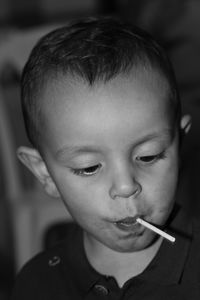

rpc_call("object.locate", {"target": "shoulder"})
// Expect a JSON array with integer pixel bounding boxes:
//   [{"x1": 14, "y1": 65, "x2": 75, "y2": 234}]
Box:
[
  {"x1": 191, "y1": 214, "x2": 200, "y2": 252},
  {"x1": 11, "y1": 222, "x2": 82, "y2": 300},
  {"x1": 180, "y1": 210, "x2": 200, "y2": 244},
  {"x1": 180, "y1": 213, "x2": 200, "y2": 284},
  {"x1": 11, "y1": 244, "x2": 65, "y2": 299},
  {"x1": 192, "y1": 214, "x2": 200, "y2": 233}
]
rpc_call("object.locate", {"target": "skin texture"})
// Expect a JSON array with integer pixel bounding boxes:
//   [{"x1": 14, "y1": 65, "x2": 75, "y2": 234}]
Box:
[{"x1": 39, "y1": 68, "x2": 180, "y2": 255}]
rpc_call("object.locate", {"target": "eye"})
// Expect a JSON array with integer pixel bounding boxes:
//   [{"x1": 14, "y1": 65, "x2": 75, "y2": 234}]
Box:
[
  {"x1": 136, "y1": 152, "x2": 166, "y2": 164},
  {"x1": 71, "y1": 164, "x2": 101, "y2": 176}
]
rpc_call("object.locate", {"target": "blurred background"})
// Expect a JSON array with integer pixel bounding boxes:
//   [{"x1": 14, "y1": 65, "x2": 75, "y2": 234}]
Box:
[{"x1": 1, "y1": 0, "x2": 200, "y2": 299}]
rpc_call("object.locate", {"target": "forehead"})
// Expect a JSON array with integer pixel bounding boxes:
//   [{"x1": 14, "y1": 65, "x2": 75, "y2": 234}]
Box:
[
  {"x1": 40, "y1": 68, "x2": 173, "y2": 152},
  {"x1": 41, "y1": 66, "x2": 171, "y2": 113}
]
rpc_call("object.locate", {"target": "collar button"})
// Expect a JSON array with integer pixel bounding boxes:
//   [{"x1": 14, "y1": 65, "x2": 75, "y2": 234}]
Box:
[
  {"x1": 48, "y1": 256, "x2": 61, "y2": 266},
  {"x1": 94, "y1": 284, "x2": 109, "y2": 296}
]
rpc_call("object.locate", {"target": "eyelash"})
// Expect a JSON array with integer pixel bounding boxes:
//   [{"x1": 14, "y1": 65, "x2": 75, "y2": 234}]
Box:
[
  {"x1": 70, "y1": 152, "x2": 166, "y2": 177},
  {"x1": 71, "y1": 164, "x2": 101, "y2": 176},
  {"x1": 136, "y1": 151, "x2": 166, "y2": 164}
]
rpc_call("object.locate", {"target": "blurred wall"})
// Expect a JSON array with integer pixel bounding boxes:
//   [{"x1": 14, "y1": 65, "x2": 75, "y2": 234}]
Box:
[{"x1": 0, "y1": 0, "x2": 101, "y2": 27}]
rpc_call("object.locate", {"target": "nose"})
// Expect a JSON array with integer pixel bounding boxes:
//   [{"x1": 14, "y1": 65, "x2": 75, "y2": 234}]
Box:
[{"x1": 109, "y1": 163, "x2": 142, "y2": 200}]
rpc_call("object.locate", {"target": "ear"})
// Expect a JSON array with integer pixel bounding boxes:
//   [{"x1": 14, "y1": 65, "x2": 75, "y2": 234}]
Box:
[
  {"x1": 17, "y1": 146, "x2": 60, "y2": 198},
  {"x1": 180, "y1": 114, "x2": 192, "y2": 135}
]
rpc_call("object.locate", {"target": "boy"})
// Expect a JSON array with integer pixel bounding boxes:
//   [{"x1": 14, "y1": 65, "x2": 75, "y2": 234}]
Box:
[{"x1": 12, "y1": 16, "x2": 199, "y2": 299}]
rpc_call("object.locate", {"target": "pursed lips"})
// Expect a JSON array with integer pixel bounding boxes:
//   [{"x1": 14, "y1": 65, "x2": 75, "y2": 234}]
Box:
[{"x1": 114, "y1": 215, "x2": 143, "y2": 232}]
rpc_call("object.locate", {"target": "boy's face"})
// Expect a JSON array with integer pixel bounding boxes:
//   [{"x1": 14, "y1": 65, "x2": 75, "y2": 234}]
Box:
[{"x1": 41, "y1": 69, "x2": 179, "y2": 252}]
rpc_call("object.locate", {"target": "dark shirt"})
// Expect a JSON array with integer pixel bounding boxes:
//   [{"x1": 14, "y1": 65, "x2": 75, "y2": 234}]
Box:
[{"x1": 11, "y1": 209, "x2": 200, "y2": 299}]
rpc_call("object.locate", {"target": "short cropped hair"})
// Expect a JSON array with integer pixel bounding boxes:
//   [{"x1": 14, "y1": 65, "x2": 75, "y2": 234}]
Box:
[{"x1": 21, "y1": 16, "x2": 180, "y2": 150}]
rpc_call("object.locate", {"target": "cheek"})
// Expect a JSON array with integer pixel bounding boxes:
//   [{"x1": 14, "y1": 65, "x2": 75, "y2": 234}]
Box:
[
  {"x1": 143, "y1": 157, "x2": 179, "y2": 207},
  {"x1": 53, "y1": 172, "x2": 105, "y2": 218},
  {"x1": 156, "y1": 167, "x2": 178, "y2": 197}
]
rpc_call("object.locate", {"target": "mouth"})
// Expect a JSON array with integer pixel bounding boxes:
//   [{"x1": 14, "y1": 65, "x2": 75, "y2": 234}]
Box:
[{"x1": 114, "y1": 215, "x2": 143, "y2": 232}]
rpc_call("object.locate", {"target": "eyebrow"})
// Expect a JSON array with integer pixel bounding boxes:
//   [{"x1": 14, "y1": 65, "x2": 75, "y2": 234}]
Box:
[
  {"x1": 55, "y1": 145, "x2": 101, "y2": 161},
  {"x1": 135, "y1": 129, "x2": 174, "y2": 146},
  {"x1": 55, "y1": 128, "x2": 174, "y2": 160}
]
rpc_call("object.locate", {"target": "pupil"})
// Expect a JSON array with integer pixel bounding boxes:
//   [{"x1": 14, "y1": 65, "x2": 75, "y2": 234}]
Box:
[
  {"x1": 85, "y1": 165, "x2": 97, "y2": 173},
  {"x1": 141, "y1": 156, "x2": 155, "y2": 162}
]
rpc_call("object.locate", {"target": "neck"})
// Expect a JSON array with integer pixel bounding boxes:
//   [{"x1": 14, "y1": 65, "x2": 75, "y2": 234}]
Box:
[{"x1": 84, "y1": 234, "x2": 163, "y2": 288}]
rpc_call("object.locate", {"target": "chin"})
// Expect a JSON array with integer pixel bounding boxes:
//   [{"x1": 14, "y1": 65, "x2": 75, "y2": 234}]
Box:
[{"x1": 110, "y1": 233, "x2": 156, "y2": 253}]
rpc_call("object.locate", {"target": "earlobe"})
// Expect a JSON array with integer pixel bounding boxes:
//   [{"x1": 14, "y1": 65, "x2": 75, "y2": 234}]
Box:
[
  {"x1": 17, "y1": 146, "x2": 60, "y2": 198},
  {"x1": 180, "y1": 114, "x2": 192, "y2": 135}
]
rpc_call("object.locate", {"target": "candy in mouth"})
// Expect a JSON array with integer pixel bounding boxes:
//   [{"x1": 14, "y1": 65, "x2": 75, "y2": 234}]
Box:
[
  {"x1": 115, "y1": 216, "x2": 142, "y2": 231},
  {"x1": 116, "y1": 217, "x2": 138, "y2": 225}
]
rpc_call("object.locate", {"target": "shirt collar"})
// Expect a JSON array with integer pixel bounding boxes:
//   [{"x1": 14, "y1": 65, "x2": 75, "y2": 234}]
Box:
[{"x1": 62, "y1": 225, "x2": 102, "y2": 295}]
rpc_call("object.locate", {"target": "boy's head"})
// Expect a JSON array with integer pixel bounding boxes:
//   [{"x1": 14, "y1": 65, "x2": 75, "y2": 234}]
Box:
[
  {"x1": 18, "y1": 16, "x2": 191, "y2": 253},
  {"x1": 21, "y1": 16, "x2": 181, "y2": 152}
]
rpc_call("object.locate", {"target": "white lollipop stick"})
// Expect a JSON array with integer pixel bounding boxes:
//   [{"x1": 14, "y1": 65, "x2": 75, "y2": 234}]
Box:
[{"x1": 136, "y1": 217, "x2": 175, "y2": 243}]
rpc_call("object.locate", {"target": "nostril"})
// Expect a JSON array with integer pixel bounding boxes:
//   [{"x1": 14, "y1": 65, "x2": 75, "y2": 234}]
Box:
[{"x1": 133, "y1": 183, "x2": 142, "y2": 196}]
